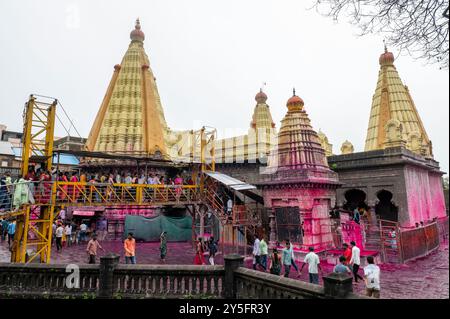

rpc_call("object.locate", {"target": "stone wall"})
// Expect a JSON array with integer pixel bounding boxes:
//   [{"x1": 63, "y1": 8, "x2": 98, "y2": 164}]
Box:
[
  {"x1": 262, "y1": 186, "x2": 336, "y2": 248},
  {"x1": 328, "y1": 147, "x2": 446, "y2": 228},
  {"x1": 0, "y1": 254, "x2": 366, "y2": 299}
]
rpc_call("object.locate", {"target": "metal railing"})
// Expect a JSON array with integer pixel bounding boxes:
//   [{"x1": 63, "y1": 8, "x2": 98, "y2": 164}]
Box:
[{"x1": 0, "y1": 181, "x2": 200, "y2": 213}]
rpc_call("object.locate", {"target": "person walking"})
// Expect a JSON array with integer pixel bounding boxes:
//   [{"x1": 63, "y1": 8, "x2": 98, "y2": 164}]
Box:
[
  {"x1": 64, "y1": 223, "x2": 72, "y2": 247},
  {"x1": 124, "y1": 232, "x2": 136, "y2": 264},
  {"x1": 7, "y1": 220, "x2": 16, "y2": 248},
  {"x1": 288, "y1": 241, "x2": 301, "y2": 277},
  {"x1": 269, "y1": 248, "x2": 282, "y2": 276},
  {"x1": 364, "y1": 256, "x2": 381, "y2": 298},
  {"x1": 86, "y1": 234, "x2": 104, "y2": 264},
  {"x1": 252, "y1": 234, "x2": 261, "y2": 270},
  {"x1": 333, "y1": 256, "x2": 352, "y2": 274},
  {"x1": 349, "y1": 241, "x2": 364, "y2": 283},
  {"x1": 160, "y1": 231, "x2": 167, "y2": 263},
  {"x1": 259, "y1": 236, "x2": 268, "y2": 271},
  {"x1": 281, "y1": 241, "x2": 293, "y2": 278},
  {"x1": 343, "y1": 243, "x2": 352, "y2": 265},
  {"x1": 194, "y1": 238, "x2": 205, "y2": 265},
  {"x1": 1, "y1": 219, "x2": 9, "y2": 242},
  {"x1": 79, "y1": 222, "x2": 87, "y2": 243},
  {"x1": 300, "y1": 246, "x2": 322, "y2": 285},
  {"x1": 207, "y1": 236, "x2": 218, "y2": 265},
  {"x1": 55, "y1": 223, "x2": 64, "y2": 252}
]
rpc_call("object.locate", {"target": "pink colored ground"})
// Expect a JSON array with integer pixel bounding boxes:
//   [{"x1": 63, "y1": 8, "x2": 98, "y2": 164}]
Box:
[{"x1": 0, "y1": 239, "x2": 448, "y2": 299}]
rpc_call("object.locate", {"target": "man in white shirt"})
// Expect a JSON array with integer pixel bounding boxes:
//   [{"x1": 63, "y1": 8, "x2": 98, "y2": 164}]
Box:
[
  {"x1": 252, "y1": 235, "x2": 261, "y2": 270},
  {"x1": 364, "y1": 256, "x2": 380, "y2": 298},
  {"x1": 64, "y1": 224, "x2": 72, "y2": 247},
  {"x1": 226, "y1": 198, "x2": 233, "y2": 216},
  {"x1": 349, "y1": 241, "x2": 364, "y2": 283},
  {"x1": 299, "y1": 246, "x2": 322, "y2": 284},
  {"x1": 79, "y1": 222, "x2": 88, "y2": 242},
  {"x1": 55, "y1": 224, "x2": 64, "y2": 252}
]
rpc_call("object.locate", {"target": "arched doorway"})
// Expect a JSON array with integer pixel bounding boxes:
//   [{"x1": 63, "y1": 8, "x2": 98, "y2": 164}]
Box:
[
  {"x1": 375, "y1": 190, "x2": 398, "y2": 222},
  {"x1": 343, "y1": 189, "x2": 369, "y2": 211}
]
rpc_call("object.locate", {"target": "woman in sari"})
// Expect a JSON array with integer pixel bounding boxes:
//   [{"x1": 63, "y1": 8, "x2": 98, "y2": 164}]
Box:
[
  {"x1": 69, "y1": 172, "x2": 79, "y2": 203},
  {"x1": 160, "y1": 231, "x2": 167, "y2": 263},
  {"x1": 174, "y1": 174, "x2": 183, "y2": 201},
  {"x1": 194, "y1": 238, "x2": 205, "y2": 265},
  {"x1": 59, "y1": 172, "x2": 69, "y2": 201},
  {"x1": 269, "y1": 248, "x2": 282, "y2": 276},
  {"x1": 41, "y1": 170, "x2": 52, "y2": 203}
]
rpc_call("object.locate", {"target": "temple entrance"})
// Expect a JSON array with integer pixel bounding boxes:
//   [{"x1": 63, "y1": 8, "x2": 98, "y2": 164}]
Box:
[
  {"x1": 343, "y1": 189, "x2": 369, "y2": 211},
  {"x1": 274, "y1": 207, "x2": 303, "y2": 244},
  {"x1": 375, "y1": 190, "x2": 398, "y2": 222}
]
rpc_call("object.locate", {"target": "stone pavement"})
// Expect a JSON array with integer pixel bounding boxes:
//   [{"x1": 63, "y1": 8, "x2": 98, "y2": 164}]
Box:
[{"x1": 0, "y1": 239, "x2": 448, "y2": 299}]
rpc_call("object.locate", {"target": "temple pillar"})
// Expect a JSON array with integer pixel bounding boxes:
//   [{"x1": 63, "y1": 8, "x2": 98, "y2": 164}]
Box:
[
  {"x1": 367, "y1": 200, "x2": 378, "y2": 230},
  {"x1": 268, "y1": 209, "x2": 277, "y2": 248}
]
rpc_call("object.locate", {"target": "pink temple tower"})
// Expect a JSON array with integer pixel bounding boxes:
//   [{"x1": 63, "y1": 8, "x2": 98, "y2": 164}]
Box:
[{"x1": 257, "y1": 90, "x2": 340, "y2": 251}]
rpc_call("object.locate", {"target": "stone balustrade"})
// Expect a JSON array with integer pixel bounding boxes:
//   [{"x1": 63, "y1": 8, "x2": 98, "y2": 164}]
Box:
[{"x1": 0, "y1": 254, "x2": 366, "y2": 299}]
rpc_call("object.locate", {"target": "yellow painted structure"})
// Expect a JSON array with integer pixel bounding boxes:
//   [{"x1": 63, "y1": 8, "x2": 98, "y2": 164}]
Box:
[
  {"x1": 12, "y1": 95, "x2": 57, "y2": 263},
  {"x1": 364, "y1": 47, "x2": 433, "y2": 157},
  {"x1": 214, "y1": 89, "x2": 277, "y2": 163},
  {"x1": 318, "y1": 129, "x2": 333, "y2": 156},
  {"x1": 86, "y1": 19, "x2": 178, "y2": 158}
]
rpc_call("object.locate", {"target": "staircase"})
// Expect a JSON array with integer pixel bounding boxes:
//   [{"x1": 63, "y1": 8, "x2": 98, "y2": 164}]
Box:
[
  {"x1": 379, "y1": 219, "x2": 402, "y2": 263},
  {"x1": 362, "y1": 217, "x2": 382, "y2": 251}
]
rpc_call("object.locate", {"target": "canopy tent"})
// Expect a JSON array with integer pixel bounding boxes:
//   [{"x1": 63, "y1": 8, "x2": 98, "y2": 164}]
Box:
[
  {"x1": 203, "y1": 171, "x2": 263, "y2": 204},
  {"x1": 203, "y1": 171, "x2": 256, "y2": 191}
]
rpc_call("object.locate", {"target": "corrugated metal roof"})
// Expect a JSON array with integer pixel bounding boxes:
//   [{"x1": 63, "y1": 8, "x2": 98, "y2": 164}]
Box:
[
  {"x1": 204, "y1": 171, "x2": 256, "y2": 191},
  {"x1": 0, "y1": 141, "x2": 14, "y2": 156},
  {"x1": 53, "y1": 154, "x2": 79, "y2": 165}
]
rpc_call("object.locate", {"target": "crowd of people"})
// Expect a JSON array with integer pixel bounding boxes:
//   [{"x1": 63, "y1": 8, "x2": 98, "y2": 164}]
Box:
[
  {"x1": 0, "y1": 167, "x2": 196, "y2": 210},
  {"x1": 251, "y1": 235, "x2": 381, "y2": 298}
]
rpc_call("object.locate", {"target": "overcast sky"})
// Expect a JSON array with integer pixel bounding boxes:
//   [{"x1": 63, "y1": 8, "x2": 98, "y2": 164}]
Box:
[{"x1": 0, "y1": 0, "x2": 448, "y2": 174}]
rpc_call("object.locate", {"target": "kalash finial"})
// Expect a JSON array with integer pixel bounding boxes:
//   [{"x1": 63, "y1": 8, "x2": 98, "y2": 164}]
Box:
[
  {"x1": 293, "y1": 87, "x2": 296, "y2": 96},
  {"x1": 130, "y1": 17, "x2": 145, "y2": 42},
  {"x1": 379, "y1": 39, "x2": 394, "y2": 66}
]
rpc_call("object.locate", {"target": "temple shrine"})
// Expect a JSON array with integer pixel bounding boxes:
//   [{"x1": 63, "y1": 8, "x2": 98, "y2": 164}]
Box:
[
  {"x1": 2, "y1": 19, "x2": 447, "y2": 266},
  {"x1": 80, "y1": 20, "x2": 447, "y2": 263}
]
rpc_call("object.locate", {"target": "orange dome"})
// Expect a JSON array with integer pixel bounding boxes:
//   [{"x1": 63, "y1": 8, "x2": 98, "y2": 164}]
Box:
[
  {"x1": 130, "y1": 18, "x2": 145, "y2": 42},
  {"x1": 255, "y1": 89, "x2": 267, "y2": 103},
  {"x1": 286, "y1": 95, "x2": 304, "y2": 107},
  {"x1": 379, "y1": 50, "x2": 394, "y2": 65}
]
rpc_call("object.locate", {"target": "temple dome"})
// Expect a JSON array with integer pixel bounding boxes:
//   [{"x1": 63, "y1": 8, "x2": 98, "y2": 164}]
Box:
[
  {"x1": 268, "y1": 92, "x2": 329, "y2": 170},
  {"x1": 379, "y1": 48, "x2": 394, "y2": 66},
  {"x1": 255, "y1": 89, "x2": 267, "y2": 104},
  {"x1": 130, "y1": 18, "x2": 145, "y2": 42},
  {"x1": 286, "y1": 92, "x2": 304, "y2": 111}
]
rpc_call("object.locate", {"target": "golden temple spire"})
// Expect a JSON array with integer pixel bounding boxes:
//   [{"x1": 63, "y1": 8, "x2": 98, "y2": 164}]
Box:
[
  {"x1": 364, "y1": 47, "x2": 433, "y2": 157},
  {"x1": 86, "y1": 19, "x2": 169, "y2": 157}
]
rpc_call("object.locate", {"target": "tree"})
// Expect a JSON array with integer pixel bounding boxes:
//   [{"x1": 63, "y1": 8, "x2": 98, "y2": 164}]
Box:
[
  {"x1": 443, "y1": 176, "x2": 449, "y2": 190},
  {"x1": 311, "y1": 0, "x2": 449, "y2": 69}
]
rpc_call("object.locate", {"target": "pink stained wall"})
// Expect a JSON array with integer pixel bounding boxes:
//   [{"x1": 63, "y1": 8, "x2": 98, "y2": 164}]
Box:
[
  {"x1": 103, "y1": 205, "x2": 158, "y2": 221},
  {"x1": 403, "y1": 166, "x2": 446, "y2": 227},
  {"x1": 428, "y1": 173, "x2": 447, "y2": 219},
  {"x1": 263, "y1": 186, "x2": 336, "y2": 249}
]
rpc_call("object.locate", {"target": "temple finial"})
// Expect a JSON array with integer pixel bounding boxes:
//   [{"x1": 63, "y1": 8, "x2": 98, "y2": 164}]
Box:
[
  {"x1": 293, "y1": 87, "x2": 296, "y2": 96},
  {"x1": 383, "y1": 39, "x2": 387, "y2": 53}
]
